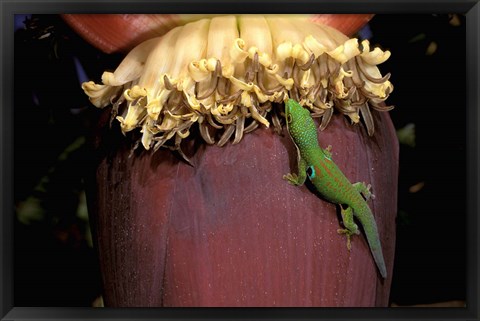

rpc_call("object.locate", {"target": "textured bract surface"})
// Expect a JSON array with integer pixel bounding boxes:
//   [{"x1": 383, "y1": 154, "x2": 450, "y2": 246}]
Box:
[{"x1": 87, "y1": 110, "x2": 398, "y2": 307}]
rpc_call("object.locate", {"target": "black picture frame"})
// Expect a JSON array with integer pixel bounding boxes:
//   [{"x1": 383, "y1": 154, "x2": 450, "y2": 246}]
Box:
[{"x1": 1, "y1": 1, "x2": 478, "y2": 320}]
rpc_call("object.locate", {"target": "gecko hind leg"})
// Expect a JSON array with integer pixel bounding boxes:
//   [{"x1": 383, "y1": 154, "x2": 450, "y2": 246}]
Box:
[
  {"x1": 337, "y1": 205, "x2": 360, "y2": 250},
  {"x1": 352, "y1": 182, "x2": 375, "y2": 200}
]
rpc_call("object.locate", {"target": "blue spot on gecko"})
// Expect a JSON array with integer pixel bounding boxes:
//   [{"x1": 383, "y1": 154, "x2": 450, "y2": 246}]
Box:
[{"x1": 306, "y1": 165, "x2": 315, "y2": 180}]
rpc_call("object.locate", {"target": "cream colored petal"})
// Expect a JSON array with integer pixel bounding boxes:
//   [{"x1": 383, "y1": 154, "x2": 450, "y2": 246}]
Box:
[
  {"x1": 238, "y1": 15, "x2": 273, "y2": 61},
  {"x1": 230, "y1": 38, "x2": 249, "y2": 65},
  {"x1": 289, "y1": 18, "x2": 340, "y2": 52},
  {"x1": 327, "y1": 38, "x2": 360, "y2": 65},
  {"x1": 169, "y1": 19, "x2": 210, "y2": 88},
  {"x1": 332, "y1": 67, "x2": 353, "y2": 98},
  {"x1": 274, "y1": 74, "x2": 294, "y2": 90},
  {"x1": 364, "y1": 80, "x2": 393, "y2": 98},
  {"x1": 267, "y1": 17, "x2": 304, "y2": 50},
  {"x1": 267, "y1": 17, "x2": 311, "y2": 64},
  {"x1": 145, "y1": 89, "x2": 170, "y2": 120},
  {"x1": 360, "y1": 40, "x2": 391, "y2": 65},
  {"x1": 157, "y1": 113, "x2": 180, "y2": 131},
  {"x1": 81, "y1": 81, "x2": 121, "y2": 108},
  {"x1": 303, "y1": 35, "x2": 329, "y2": 58},
  {"x1": 358, "y1": 62, "x2": 393, "y2": 98},
  {"x1": 141, "y1": 119, "x2": 155, "y2": 149},
  {"x1": 188, "y1": 59, "x2": 211, "y2": 82},
  {"x1": 206, "y1": 15, "x2": 239, "y2": 78},
  {"x1": 315, "y1": 22, "x2": 350, "y2": 45},
  {"x1": 116, "y1": 103, "x2": 146, "y2": 133},
  {"x1": 229, "y1": 76, "x2": 254, "y2": 91},
  {"x1": 189, "y1": 16, "x2": 238, "y2": 81},
  {"x1": 183, "y1": 89, "x2": 201, "y2": 110},
  {"x1": 101, "y1": 37, "x2": 161, "y2": 86},
  {"x1": 136, "y1": 26, "x2": 182, "y2": 108},
  {"x1": 124, "y1": 85, "x2": 147, "y2": 101}
]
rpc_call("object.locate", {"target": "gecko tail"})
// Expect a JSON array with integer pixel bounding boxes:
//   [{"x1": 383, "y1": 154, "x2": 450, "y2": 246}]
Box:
[
  {"x1": 359, "y1": 212, "x2": 388, "y2": 279},
  {"x1": 370, "y1": 243, "x2": 387, "y2": 279}
]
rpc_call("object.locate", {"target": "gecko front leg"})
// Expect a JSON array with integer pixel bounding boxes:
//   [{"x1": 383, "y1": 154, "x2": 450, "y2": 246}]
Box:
[{"x1": 283, "y1": 157, "x2": 307, "y2": 186}]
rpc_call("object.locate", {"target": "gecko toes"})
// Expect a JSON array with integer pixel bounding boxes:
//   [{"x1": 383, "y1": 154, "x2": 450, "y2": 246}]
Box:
[{"x1": 283, "y1": 173, "x2": 299, "y2": 185}]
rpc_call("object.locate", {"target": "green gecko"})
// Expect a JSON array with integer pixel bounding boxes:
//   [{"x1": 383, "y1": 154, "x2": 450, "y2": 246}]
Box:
[{"x1": 283, "y1": 98, "x2": 387, "y2": 279}]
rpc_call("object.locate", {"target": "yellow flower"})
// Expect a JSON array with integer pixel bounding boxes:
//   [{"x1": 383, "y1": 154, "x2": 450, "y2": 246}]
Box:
[{"x1": 82, "y1": 14, "x2": 393, "y2": 153}]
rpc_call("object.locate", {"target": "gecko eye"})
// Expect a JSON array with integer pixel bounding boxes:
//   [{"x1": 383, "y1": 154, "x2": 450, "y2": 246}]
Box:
[{"x1": 306, "y1": 165, "x2": 316, "y2": 180}]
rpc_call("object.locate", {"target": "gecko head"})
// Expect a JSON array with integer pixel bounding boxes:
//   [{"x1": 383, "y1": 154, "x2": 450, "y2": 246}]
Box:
[
  {"x1": 285, "y1": 99, "x2": 311, "y2": 128},
  {"x1": 284, "y1": 98, "x2": 319, "y2": 147}
]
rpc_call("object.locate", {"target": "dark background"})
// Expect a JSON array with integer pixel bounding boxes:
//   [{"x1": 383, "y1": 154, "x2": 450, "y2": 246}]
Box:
[{"x1": 13, "y1": 14, "x2": 466, "y2": 306}]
